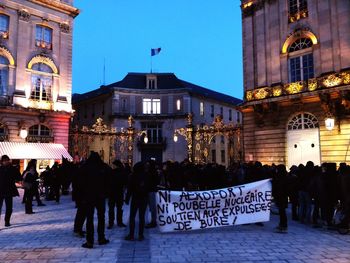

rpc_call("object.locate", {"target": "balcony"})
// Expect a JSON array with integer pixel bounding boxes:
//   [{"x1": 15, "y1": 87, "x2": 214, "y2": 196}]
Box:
[
  {"x1": 137, "y1": 137, "x2": 167, "y2": 151},
  {"x1": 26, "y1": 135, "x2": 54, "y2": 143},
  {"x1": 245, "y1": 69, "x2": 350, "y2": 102},
  {"x1": 288, "y1": 9, "x2": 308, "y2": 23},
  {"x1": 35, "y1": 40, "x2": 52, "y2": 50},
  {"x1": 0, "y1": 134, "x2": 8, "y2": 141},
  {"x1": 28, "y1": 99, "x2": 53, "y2": 110},
  {"x1": 0, "y1": 30, "x2": 9, "y2": 40}
]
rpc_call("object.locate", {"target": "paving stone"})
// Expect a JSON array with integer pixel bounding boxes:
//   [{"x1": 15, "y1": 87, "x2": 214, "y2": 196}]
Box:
[{"x1": 1, "y1": 189, "x2": 350, "y2": 262}]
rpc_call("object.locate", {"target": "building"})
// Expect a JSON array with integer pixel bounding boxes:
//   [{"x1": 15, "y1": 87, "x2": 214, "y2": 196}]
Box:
[
  {"x1": 0, "y1": 0, "x2": 79, "y2": 169},
  {"x1": 72, "y1": 73, "x2": 242, "y2": 166},
  {"x1": 240, "y1": 0, "x2": 350, "y2": 167}
]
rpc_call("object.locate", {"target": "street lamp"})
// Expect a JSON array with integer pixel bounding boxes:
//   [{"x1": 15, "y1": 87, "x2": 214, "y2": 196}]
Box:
[
  {"x1": 20, "y1": 128, "x2": 28, "y2": 139},
  {"x1": 173, "y1": 133, "x2": 178, "y2": 142},
  {"x1": 325, "y1": 117, "x2": 335, "y2": 131}
]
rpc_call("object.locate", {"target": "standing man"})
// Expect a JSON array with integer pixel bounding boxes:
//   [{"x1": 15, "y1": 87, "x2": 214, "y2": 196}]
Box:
[
  {"x1": 145, "y1": 160, "x2": 159, "y2": 228},
  {"x1": 107, "y1": 160, "x2": 127, "y2": 229},
  {"x1": 80, "y1": 151, "x2": 110, "y2": 249},
  {"x1": 0, "y1": 155, "x2": 22, "y2": 228}
]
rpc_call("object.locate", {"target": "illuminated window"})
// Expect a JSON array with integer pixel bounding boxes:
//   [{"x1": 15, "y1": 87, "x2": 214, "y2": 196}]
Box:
[
  {"x1": 0, "y1": 14, "x2": 9, "y2": 39},
  {"x1": 200, "y1": 102, "x2": 204, "y2": 116},
  {"x1": 176, "y1": 99, "x2": 181, "y2": 111},
  {"x1": 143, "y1": 98, "x2": 161, "y2": 114},
  {"x1": 287, "y1": 113, "x2": 319, "y2": 130},
  {"x1": 288, "y1": 38, "x2": 314, "y2": 82},
  {"x1": 31, "y1": 63, "x2": 53, "y2": 101},
  {"x1": 0, "y1": 55, "x2": 9, "y2": 96},
  {"x1": 35, "y1": 25, "x2": 52, "y2": 50}
]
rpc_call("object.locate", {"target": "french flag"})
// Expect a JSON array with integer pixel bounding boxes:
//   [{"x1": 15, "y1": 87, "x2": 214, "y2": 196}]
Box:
[{"x1": 151, "y1": 47, "x2": 161, "y2": 56}]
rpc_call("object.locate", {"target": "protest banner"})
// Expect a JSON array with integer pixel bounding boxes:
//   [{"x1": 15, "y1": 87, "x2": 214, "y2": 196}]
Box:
[{"x1": 156, "y1": 179, "x2": 272, "y2": 232}]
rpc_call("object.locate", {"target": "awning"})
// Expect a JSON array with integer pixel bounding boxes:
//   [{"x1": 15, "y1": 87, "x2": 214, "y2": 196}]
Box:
[{"x1": 0, "y1": 142, "x2": 72, "y2": 161}]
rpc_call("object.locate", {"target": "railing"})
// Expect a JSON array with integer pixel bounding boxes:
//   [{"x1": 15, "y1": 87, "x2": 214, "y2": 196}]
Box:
[
  {"x1": 0, "y1": 135, "x2": 9, "y2": 141},
  {"x1": 26, "y1": 135, "x2": 54, "y2": 143},
  {"x1": 35, "y1": 40, "x2": 52, "y2": 50},
  {"x1": 137, "y1": 137, "x2": 167, "y2": 150},
  {"x1": 28, "y1": 99, "x2": 53, "y2": 110},
  {"x1": 245, "y1": 69, "x2": 350, "y2": 102}
]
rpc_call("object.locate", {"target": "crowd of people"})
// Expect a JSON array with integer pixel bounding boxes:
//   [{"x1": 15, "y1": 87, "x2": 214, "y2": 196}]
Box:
[{"x1": 0, "y1": 153, "x2": 349, "y2": 248}]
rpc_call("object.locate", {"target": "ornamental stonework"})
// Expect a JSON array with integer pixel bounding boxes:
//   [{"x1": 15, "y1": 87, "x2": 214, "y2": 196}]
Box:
[
  {"x1": 59, "y1": 23, "x2": 70, "y2": 33},
  {"x1": 18, "y1": 9, "x2": 31, "y2": 22},
  {"x1": 245, "y1": 69, "x2": 350, "y2": 102}
]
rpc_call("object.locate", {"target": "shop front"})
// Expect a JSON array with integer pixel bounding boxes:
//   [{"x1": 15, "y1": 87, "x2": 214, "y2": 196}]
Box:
[{"x1": 0, "y1": 142, "x2": 72, "y2": 172}]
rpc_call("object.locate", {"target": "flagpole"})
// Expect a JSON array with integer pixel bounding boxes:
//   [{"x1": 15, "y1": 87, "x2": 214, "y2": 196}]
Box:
[{"x1": 151, "y1": 54, "x2": 153, "y2": 73}]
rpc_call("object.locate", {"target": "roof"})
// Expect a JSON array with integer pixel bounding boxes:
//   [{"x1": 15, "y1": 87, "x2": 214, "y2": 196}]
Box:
[
  {"x1": 73, "y1": 73, "x2": 242, "y2": 105},
  {"x1": 0, "y1": 142, "x2": 72, "y2": 160}
]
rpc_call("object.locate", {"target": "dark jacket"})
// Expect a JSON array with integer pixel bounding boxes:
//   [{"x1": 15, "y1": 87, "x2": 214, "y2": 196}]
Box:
[
  {"x1": 272, "y1": 165, "x2": 289, "y2": 209},
  {"x1": 0, "y1": 165, "x2": 21, "y2": 197},
  {"x1": 108, "y1": 166, "x2": 127, "y2": 199},
  {"x1": 125, "y1": 162, "x2": 150, "y2": 202},
  {"x1": 80, "y1": 154, "x2": 111, "y2": 204}
]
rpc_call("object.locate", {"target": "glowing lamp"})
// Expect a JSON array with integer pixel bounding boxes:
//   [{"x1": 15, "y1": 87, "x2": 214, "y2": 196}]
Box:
[
  {"x1": 325, "y1": 118, "x2": 335, "y2": 131},
  {"x1": 173, "y1": 134, "x2": 178, "y2": 142},
  {"x1": 143, "y1": 136, "x2": 148, "y2": 144},
  {"x1": 20, "y1": 128, "x2": 28, "y2": 139}
]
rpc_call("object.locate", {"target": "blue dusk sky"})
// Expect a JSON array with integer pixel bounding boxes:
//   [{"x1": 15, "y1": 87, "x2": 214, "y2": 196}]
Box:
[{"x1": 73, "y1": 0, "x2": 243, "y2": 99}]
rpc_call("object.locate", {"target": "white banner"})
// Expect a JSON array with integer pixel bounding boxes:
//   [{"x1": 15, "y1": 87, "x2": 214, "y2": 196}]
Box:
[{"x1": 156, "y1": 179, "x2": 272, "y2": 232}]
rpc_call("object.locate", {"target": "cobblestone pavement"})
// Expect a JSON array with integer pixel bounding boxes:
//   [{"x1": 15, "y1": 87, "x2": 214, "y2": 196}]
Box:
[{"x1": 0, "y1": 190, "x2": 349, "y2": 263}]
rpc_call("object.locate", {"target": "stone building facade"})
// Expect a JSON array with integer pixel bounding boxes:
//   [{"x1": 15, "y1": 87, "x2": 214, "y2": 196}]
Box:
[
  {"x1": 0, "y1": 0, "x2": 79, "y2": 151},
  {"x1": 240, "y1": 0, "x2": 350, "y2": 167},
  {"x1": 72, "y1": 73, "x2": 242, "y2": 166}
]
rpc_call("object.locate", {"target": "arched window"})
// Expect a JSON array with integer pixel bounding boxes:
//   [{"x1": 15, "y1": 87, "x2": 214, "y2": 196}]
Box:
[
  {"x1": 28, "y1": 124, "x2": 53, "y2": 142},
  {"x1": 288, "y1": 38, "x2": 312, "y2": 53},
  {"x1": 0, "y1": 55, "x2": 9, "y2": 96},
  {"x1": 30, "y1": 63, "x2": 53, "y2": 101},
  {"x1": 287, "y1": 113, "x2": 319, "y2": 130},
  {"x1": 288, "y1": 38, "x2": 314, "y2": 82}
]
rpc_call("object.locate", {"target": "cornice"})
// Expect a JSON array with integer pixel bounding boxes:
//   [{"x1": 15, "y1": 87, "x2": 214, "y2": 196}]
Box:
[{"x1": 28, "y1": 0, "x2": 80, "y2": 18}]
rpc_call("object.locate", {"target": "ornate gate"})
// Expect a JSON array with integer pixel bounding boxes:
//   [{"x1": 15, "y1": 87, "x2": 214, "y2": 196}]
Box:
[
  {"x1": 174, "y1": 114, "x2": 242, "y2": 166},
  {"x1": 69, "y1": 116, "x2": 146, "y2": 166}
]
